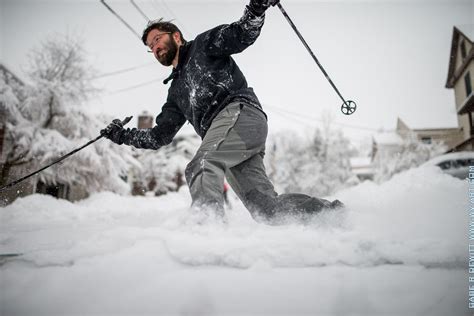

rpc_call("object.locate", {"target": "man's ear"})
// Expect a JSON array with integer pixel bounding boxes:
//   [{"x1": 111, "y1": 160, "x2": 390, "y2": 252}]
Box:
[{"x1": 173, "y1": 32, "x2": 182, "y2": 45}]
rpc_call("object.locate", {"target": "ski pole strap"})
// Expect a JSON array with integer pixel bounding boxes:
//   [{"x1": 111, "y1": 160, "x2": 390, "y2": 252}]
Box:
[
  {"x1": 276, "y1": 3, "x2": 356, "y2": 115},
  {"x1": 0, "y1": 116, "x2": 133, "y2": 193}
]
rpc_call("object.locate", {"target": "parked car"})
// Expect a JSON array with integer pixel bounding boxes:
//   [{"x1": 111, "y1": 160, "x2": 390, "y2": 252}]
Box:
[{"x1": 423, "y1": 151, "x2": 474, "y2": 179}]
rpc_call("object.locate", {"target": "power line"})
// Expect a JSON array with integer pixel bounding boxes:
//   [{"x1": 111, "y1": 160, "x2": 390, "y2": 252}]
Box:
[
  {"x1": 107, "y1": 76, "x2": 166, "y2": 95},
  {"x1": 264, "y1": 103, "x2": 364, "y2": 131},
  {"x1": 158, "y1": 0, "x2": 173, "y2": 17},
  {"x1": 148, "y1": 0, "x2": 190, "y2": 36},
  {"x1": 127, "y1": 0, "x2": 190, "y2": 41},
  {"x1": 161, "y1": 0, "x2": 190, "y2": 35},
  {"x1": 265, "y1": 105, "x2": 316, "y2": 128},
  {"x1": 130, "y1": 0, "x2": 150, "y2": 21},
  {"x1": 100, "y1": 0, "x2": 141, "y2": 40},
  {"x1": 266, "y1": 106, "x2": 391, "y2": 144},
  {"x1": 91, "y1": 62, "x2": 154, "y2": 79},
  {"x1": 150, "y1": 0, "x2": 164, "y2": 17},
  {"x1": 151, "y1": 0, "x2": 171, "y2": 18},
  {"x1": 263, "y1": 103, "x2": 388, "y2": 132}
]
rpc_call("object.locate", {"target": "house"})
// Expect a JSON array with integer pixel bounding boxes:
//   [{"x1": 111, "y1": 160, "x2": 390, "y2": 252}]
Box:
[
  {"x1": 371, "y1": 131, "x2": 404, "y2": 161},
  {"x1": 130, "y1": 111, "x2": 154, "y2": 195},
  {"x1": 349, "y1": 156, "x2": 374, "y2": 181},
  {"x1": 396, "y1": 117, "x2": 463, "y2": 149},
  {"x1": 445, "y1": 25, "x2": 474, "y2": 152},
  {"x1": 349, "y1": 131, "x2": 402, "y2": 181},
  {"x1": 138, "y1": 110, "x2": 154, "y2": 129}
]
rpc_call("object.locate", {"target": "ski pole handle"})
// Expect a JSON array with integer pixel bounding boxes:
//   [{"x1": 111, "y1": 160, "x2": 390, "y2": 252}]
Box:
[{"x1": 121, "y1": 116, "x2": 133, "y2": 127}]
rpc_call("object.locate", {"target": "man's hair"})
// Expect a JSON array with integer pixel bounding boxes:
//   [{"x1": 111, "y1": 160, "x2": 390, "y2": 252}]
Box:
[{"x1": 141, "y1": 19, "x2": 185, "y2": 46}]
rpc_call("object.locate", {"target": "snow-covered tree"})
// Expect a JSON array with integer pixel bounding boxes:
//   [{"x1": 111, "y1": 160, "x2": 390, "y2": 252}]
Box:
[
  {"x1": 265, "y1": 132, "x2": 306, "y2": 195},
  {"x1": 132, "y1": 134, "x2": 200, "y2": 196},
  {"x1": 373, "y1": 133, "x2": 446, "y2": 183},
  {"x1": 266, "y1": 124, "x2": 356, "y2": 197},
  {"x1": 0, "y1": 34, "x2": 138, "y2": 201}
]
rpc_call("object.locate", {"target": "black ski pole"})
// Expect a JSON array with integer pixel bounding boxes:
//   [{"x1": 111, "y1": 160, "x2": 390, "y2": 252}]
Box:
[
  {"x1": 275, "y1": 2, "x2": 357, "y2": 115},
  {"x1": 0, "y1": 116, "x2": 133, "y2": 193}
]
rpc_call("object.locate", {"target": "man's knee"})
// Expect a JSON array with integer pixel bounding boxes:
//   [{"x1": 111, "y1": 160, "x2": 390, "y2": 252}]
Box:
[
  {"x1": 185, "y1": 153, "x2": 227, "y2": 187},
  {"x1": 185, "y1": 154, "x2": 202, "y2": 185}
]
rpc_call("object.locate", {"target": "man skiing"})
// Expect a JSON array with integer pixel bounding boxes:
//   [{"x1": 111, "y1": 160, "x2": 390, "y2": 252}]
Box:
[{"x1": 101, "y1": 0, "x2": 343, "y2": 223}]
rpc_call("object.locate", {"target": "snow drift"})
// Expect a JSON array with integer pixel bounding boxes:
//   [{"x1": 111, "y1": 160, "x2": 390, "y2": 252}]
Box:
[{"x1": 0, "y1": 164, "x2": 469, "y2": 315}]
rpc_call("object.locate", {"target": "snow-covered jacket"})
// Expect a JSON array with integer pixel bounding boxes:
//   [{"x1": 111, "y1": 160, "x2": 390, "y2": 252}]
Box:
[{"x1": 120, "y1": 7, "x2": 266, "y2": 150}]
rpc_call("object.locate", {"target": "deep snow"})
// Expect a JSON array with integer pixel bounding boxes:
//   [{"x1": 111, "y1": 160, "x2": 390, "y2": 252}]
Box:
[{"x1": 0, "y1": 165, "x2": 470, "y2": 315}]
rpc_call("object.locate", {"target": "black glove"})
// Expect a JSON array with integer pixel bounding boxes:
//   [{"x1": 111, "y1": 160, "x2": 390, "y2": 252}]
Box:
[
  {"x1": 101, "y1": 119, "x2": 125, "y2": 145},
  {"x1": 248, "y1": 0, "x2": 279, "y2": 16}
]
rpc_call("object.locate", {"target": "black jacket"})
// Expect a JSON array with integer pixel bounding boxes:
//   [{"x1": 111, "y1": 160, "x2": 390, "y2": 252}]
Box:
[{"x1": 120, "y1": 7, "x2": 266, "y2": 150}]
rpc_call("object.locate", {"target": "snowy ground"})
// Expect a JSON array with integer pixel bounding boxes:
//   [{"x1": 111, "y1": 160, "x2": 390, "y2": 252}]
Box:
[{"x1": 0, "y1": 165, "x2": 470, "y2": 316}]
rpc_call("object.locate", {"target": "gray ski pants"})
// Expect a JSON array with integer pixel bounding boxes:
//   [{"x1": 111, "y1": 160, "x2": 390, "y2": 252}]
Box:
[{"x1": 185, "y1": 102, "x2": 339, "y2": 223}]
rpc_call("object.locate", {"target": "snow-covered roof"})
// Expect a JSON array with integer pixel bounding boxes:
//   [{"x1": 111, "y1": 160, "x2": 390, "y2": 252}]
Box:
[
  {"x1": 350, "y1": 156, "x2": 372, "y2": 168},
  {"x1": 373, "y1": 132, "x2": 403, "y2": 145}
]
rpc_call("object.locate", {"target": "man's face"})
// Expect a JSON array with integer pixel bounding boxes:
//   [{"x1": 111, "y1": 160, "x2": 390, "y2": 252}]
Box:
[{"x1": 146, "y1": 29, "x2": 178, "y2": 66}]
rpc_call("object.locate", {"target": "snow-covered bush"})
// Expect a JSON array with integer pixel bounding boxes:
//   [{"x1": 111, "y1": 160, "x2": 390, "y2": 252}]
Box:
[
  {"x1": 132, "y1": 134, "x2": 200, "y2": 196},
  {"x1": 373, "y1": 133, "x2": 446, "y2": 183},
  {"x1": 266, "y1": 127, "x2": 356, "y2": 197}
]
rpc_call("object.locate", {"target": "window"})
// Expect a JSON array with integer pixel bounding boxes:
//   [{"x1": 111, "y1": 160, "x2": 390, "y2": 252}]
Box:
[
  {"x1": 421, "y1": 137, "x2": 432, "y2": 144},
  {"x1": 465, "y1": 72, "x2": 472, "y2": 97},
  {"x1": 470, "y1": 112, "x2": 474, "y2": 137},
  {"x1": 36, "y1": 181, "x2": 68, "y2": 199},
  {"x1": 461, "y1": 40, "x2": 467, "y2": 59},
  {"x1": 0, "y1": 126, "x2": 4, "y2": 158}
]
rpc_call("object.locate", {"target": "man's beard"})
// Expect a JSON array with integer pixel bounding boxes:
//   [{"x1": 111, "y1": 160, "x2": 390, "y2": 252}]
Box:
[{"x1": 157, "y1": 36, "x2": 178, "y2": 66}]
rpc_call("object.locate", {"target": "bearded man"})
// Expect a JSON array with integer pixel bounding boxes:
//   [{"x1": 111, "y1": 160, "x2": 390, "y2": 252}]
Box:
[{"x1": 102, "y1": 0, "x2": 343, "y2": 224}]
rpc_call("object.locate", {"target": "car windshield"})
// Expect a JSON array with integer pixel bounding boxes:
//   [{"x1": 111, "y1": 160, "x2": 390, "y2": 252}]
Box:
[
  {"x1": 437, "y1": 161, "x2": 451, "y2": 170},
  {"x1": 453, "y1": 160, "x2": 466, "y2": 168}
]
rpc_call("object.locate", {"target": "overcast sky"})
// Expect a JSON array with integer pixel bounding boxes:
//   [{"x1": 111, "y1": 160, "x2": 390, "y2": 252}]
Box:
[{"x1": 1, "y1": 0, "x2": 473, "y2": 144}]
